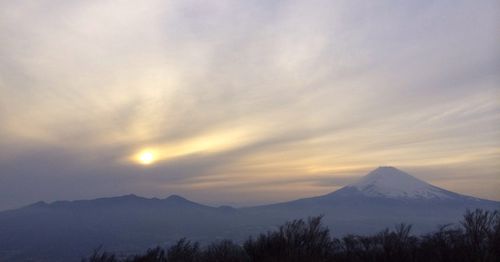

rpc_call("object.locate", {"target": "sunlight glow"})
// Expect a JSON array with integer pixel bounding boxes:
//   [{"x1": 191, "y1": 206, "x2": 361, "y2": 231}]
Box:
[
  {"x1": 127, "y1": 127, "x2": 261, "y2": 166},
  {"x1": 137, "y1": 151, "x2": 155, "y2": 165}
]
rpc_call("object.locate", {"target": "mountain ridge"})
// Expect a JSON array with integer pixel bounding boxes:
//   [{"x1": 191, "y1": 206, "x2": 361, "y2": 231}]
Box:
[
  {"x1": 13, "y1": 166, "x2": 500, "y2": 213},
  {"x1": 15, "y1": 166, "x2": 496, "y2": 210}
]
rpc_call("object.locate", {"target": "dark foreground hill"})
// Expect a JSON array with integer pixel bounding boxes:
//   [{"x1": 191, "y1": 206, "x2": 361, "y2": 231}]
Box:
[
  {"x1": 84, "y1": 209, "x2": 500, "y2": 262},
  {"x1": 0, "y1": 167, "x2": 498, "y2": 261}
]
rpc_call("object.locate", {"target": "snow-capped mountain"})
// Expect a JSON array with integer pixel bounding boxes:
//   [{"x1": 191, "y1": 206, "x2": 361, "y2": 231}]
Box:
[
  {"x1": 343, "y1": 166, "x2": 465, "y2": 200},
  {"x1": 247, "y1": 166, "x2": 499, "y2": 235}
]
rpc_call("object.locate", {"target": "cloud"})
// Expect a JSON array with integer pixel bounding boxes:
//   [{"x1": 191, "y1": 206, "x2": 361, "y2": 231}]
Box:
[{"x1": 0, "y1": 0, "x2": 499, "y2": 210}]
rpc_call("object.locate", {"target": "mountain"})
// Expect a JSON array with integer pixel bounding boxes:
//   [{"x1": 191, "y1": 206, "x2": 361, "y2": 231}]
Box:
[
  {"x1": 336, "y1": 166, "x2": 479, "y2": 200},
  {"x1": 0, "y1": 194, "x2": 254, "y2": 262},
  {"x1": 244, "y1": 167, "x2": 499, "y2": 235},
  {"x1": 0, "y1": 167, "x2": 498, "y2": 262}
]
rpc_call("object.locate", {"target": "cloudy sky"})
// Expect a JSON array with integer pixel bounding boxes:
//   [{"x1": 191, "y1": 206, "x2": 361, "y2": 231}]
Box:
[{"x1": 0, "y1": 0, "x2": 499, "y2": 210}]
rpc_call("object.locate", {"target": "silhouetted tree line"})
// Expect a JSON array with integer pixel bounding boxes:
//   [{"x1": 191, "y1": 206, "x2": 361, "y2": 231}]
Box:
[{"x1": 83, "y1": 209, "x2": 499, "y2": 262}]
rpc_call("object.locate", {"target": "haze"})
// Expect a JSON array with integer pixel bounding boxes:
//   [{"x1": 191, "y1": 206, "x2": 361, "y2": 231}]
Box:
[{"x1": 0, "y1": 0, "x2": 499, "y2": 211}]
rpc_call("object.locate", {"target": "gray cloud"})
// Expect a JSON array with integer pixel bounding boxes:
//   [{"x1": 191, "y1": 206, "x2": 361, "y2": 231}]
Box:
[{"x1": 0, "y1": 0, "x2": 499, "y2": 210}]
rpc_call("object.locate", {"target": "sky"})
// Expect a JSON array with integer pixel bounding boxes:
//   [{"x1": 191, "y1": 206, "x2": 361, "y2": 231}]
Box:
[{"x1": 0, "y1": 0, "x2": 499, "y2": 211}]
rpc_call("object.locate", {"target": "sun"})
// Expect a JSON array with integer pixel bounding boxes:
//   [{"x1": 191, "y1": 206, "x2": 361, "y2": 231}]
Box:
[{"x1": 137, "y1": 151, "x2": 155, "y2": 165}]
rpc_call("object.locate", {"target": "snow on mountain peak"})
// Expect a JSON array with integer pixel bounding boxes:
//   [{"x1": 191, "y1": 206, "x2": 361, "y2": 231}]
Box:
[{"x1": 349, "y1": 167, "x2": 453, "y2": 199}]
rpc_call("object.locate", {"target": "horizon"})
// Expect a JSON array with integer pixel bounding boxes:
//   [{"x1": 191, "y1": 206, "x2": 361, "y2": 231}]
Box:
[
  {"x1": 1, "y1": 1, "x2": 499, "y2": 211},
  {"x1": 4, "y1": 166, "x2": 498, "y2": 211}
]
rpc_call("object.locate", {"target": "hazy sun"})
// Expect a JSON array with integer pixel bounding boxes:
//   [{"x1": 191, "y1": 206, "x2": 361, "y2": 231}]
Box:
[{"x1": 137, "y1": 151, "x2": 155, "y2": 165}]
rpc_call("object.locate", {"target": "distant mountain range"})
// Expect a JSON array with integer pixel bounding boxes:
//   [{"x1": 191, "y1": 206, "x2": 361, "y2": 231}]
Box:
[{"x1": 0, "y1": 167, "x2": 498, "y2": 262}]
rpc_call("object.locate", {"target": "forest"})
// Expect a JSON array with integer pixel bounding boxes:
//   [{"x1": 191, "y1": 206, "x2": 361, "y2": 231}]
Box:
[{"x1": 84, "y1": 209, "x2": 499, "y2": 262}]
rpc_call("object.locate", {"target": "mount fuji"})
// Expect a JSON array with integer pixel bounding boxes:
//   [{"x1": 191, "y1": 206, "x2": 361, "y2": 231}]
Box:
[
  {"x1": 0, "y1": 167, "x2": 498, "y2": 261},
  {"x1": 325, "y1": 166, "x2": 482, "y2": 201},
  {"x1": 243, "y1": 167, "x2": 499, "y2": 235}
]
